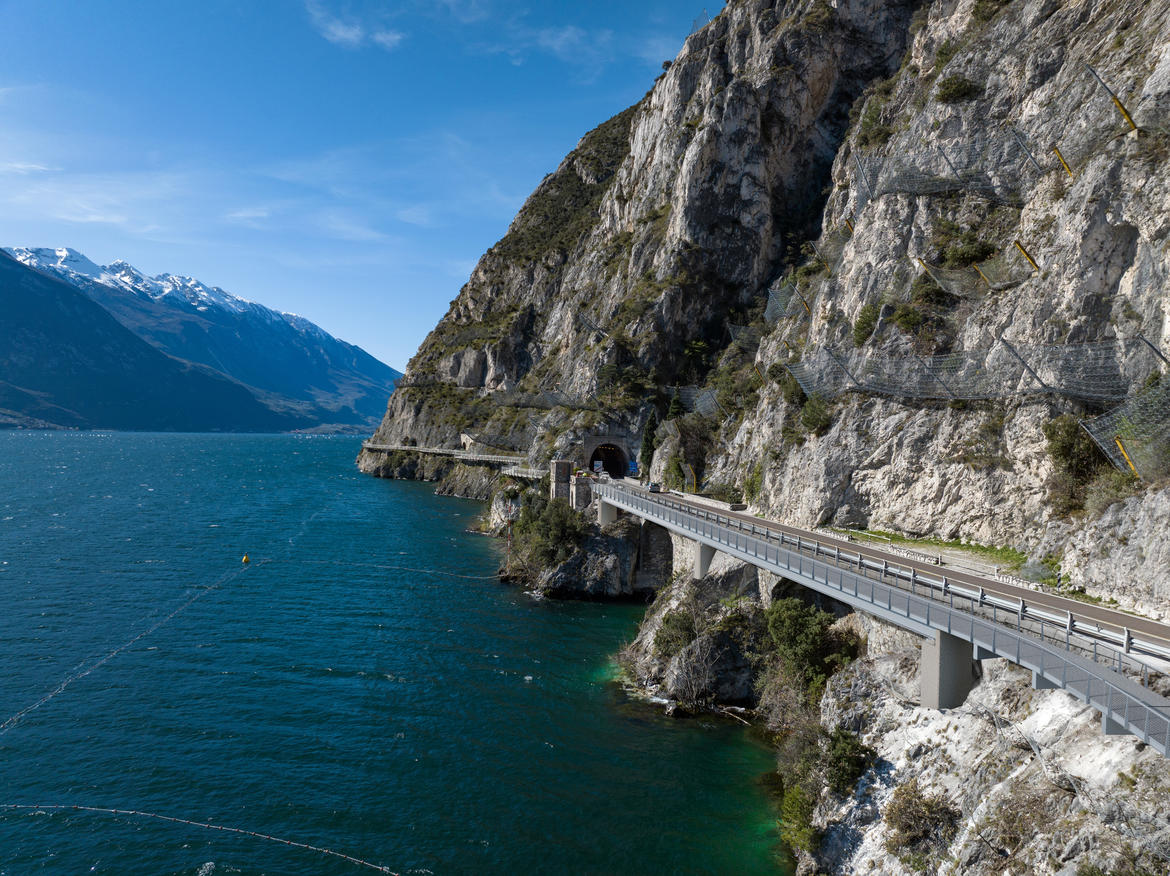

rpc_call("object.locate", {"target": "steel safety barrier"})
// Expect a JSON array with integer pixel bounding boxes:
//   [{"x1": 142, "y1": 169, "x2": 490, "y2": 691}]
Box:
[{"x1": 595, "y1": 481, "x2": 1170, "y2": 754}]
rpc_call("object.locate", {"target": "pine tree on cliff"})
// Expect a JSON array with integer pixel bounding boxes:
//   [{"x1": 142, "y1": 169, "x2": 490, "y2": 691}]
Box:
[{"x1": 640, "y1": 409, "x2": 659, "y2": 475}]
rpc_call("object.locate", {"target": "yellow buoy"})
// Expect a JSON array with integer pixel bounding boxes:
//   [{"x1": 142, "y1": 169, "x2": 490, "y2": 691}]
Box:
[{"x1": 242, "y1": 554, "x2": 250, "y2": 564}]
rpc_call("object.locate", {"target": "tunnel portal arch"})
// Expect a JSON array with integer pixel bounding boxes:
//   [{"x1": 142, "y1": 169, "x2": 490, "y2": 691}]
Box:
[{"x1": 588, "y1": 442, "x2": 630, "y2": 478}]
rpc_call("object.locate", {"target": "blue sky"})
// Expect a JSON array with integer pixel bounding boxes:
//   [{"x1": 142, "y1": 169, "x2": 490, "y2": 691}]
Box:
[{"x1": 0, "y1": 0, "x2": 706, "y2": 369}]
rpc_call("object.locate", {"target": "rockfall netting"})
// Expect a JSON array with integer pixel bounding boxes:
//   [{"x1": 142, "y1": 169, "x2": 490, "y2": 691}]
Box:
[
  {"x1": 576, "y1": 312, "x2": 609, "y2": 337},
  {"x1": 852, "y1": 133, "x2": 1034, "y2": 208},
  {"x1": 764, "y1": 280, "x2": 813, "y2": 324},
  {"x1": 665, "y1": 385, "x2": 726, "y2": 418},
  {"x1": 728, "y1": 324, "x2": 764, "y2": 351},
  {"x1": 917, "y1": 245, "x2": 1037, "y2": 298},
  {"x1": 847, "y1": 61, "x2": 1145, "y2": 219},
  {"x1": 1082, "y1": 377, "x2": 1170, "y2": 481},
  {"x1": 786, "y1": 338, "x2": 1161, "y2": 403}
]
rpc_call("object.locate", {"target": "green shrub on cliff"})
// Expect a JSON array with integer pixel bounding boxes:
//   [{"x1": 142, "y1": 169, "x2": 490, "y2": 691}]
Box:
[
  {"x1": 853, "y1": 302, "x2": 879, "y2": 347},
  {"x1": 512, "y1": 494, "x2": 588, "y2": 569},
  {"x1": 1043, "y1": 414, "x2": 1114, "y2": 515},
  {"x1": 780, "y1": 786, "x2": 819, "y2": 852},
  {"x1": 494, "y1": 103, "x2": 638, "y2": 263},
  {"x1": 799, "y1": 394, "x2": 833, "y2": 436},
  {"x1": 825, "y1": 728, "x2": 874, "y2": 795},
  {"x1": 654, "y1": 608, "x2": 698, "y2": 657},
  {"x1": 936, "y1": 75, "x2": 983, "y2": 103}
]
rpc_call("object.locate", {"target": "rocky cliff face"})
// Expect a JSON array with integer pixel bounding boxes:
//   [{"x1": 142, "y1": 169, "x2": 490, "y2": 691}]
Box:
[
  {"x1": 363, "y1": 0, "x2": 1170, "y2": 871},
  {"x1": 360, "y1": 0, "x2": 917, "y2": 472},
  {"x1": 364, "y1": 0, "x2": 1170, "y2": 597},
  {"x1": 710, "y1": 0, "x2": 1170, "y2": 582}
]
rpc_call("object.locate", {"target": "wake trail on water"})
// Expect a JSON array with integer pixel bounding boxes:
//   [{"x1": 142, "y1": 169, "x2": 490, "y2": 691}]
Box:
[
  {"x1": 0, "y1": 560, "x2": 262, "y2": 737},
  {"x1": 1, "y1": 491, "x2": 333, "y2": 735},
  {"x1": 0, "y1": 804, "x2": 400, "y2": 874},
  {"x1": 291, "y1": 557, "x2": 500, "y2": 581}
]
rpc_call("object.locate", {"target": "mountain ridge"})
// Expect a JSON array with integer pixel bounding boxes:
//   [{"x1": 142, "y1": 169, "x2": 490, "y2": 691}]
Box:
[{"x1": 6, "y1": 246, "x2": 401, "y2": 431}]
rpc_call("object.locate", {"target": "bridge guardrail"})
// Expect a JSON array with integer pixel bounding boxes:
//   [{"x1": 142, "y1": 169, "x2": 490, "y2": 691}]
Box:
[
  {"x1": 625, "y1": 486, "x2": 1170, "y2": 670},
  {"x1": 362, "y1": 443, "x2": 526, "y2": 466},
  {"x1": 596, "y1": 482, "x2": 1170, "y2": 755}
]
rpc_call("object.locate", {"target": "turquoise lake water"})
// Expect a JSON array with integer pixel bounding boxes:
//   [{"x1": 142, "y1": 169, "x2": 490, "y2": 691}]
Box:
[{"x1": 0, "y1": 432, "x2": 785, "y2": 874}]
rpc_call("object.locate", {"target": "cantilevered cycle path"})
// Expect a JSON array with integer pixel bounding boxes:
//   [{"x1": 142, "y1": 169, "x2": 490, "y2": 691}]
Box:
[
  {"x1": 595, "y1": 480, "x2": 1170, "y2": 755},
  {"x1": 361, "y1": 443, "x2": 545, "y2": 478}
]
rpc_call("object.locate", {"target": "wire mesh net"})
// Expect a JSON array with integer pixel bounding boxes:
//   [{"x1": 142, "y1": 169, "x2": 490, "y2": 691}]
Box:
[
  {"x1": 917, "y1": 261, "x2": 987, "y2": 299},
  {"x1": 765, "y1": 279, "x2": 816, "y2": 323},
  {"x1": 786, "y1": 339, "x2": 1160, "y2": 403},
  {"x1": 577, "y1": 312, "x2": 610, "y2": 337},
  {"x1": 665, "y1": 385, "x2": 700, "y2": 409},
  {"x1": 498, "y1": 388, "x2": 583, "y2": 409},
  {"x1": 466, "y1": 431, "x2": 530, "y2": 452},
  {"x1": 974, "y1": 247, "x2": 1036, "y2": 288},
  {"x1": 728, "y1": 324, "x2": 764, "y2": 351},
  {"x1": 917, "y1": 244, "x2": 1036, "y2": 299},
  {"x1": 764, "y1": 281, "x2": 795, "y2": 324},
  {"x1": 817, "y1": 226, "x2": 853, "y2": 267},
  {"x1": 663, "y1": 385, "x2": 725, "y2": 418},
  {"x1": 1082, "y1": 377, "x2": 1170, "y2": 480},
  {"x1": 693, "y1": 389, "x2": 725, "y2": 418}
]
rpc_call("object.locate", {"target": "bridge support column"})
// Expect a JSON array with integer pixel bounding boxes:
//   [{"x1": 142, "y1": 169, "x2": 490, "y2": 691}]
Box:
[
  {"x1": 921, "y1": 630, "x2": 977, "y2": 710},
  {"x1": 694, "y1": 543, "x2": 716, "y2": 578},
  {"x1": 1101, "y1": 712, "x2": 1128, "y2": 736},
  {"x1": 1032, "y1": 670, "x2": 1059, "y2": 690},
  {"x1": 598, "y1": 500, "x2": 618, "y2": 526}
]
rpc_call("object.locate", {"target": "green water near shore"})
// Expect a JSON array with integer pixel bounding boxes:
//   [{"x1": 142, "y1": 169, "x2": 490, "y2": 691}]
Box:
[{"x1": 0, "y1": 431, "x2": 788, "y2": 874}]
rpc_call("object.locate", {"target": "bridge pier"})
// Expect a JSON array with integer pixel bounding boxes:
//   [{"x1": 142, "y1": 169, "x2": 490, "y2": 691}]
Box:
[
  {"x1": 1102, "y1": 712, "x2": 1128, "y2": 736},
  {"x1": 694, "y1": 543, "x2": 716, "y2": 578},
  {"x1": 1032, "y1": 670, "x2": 1059, "y2": 690},
  {"x1": 598, "y1": 499, "x2": 618, "y2": 526},
  {"x1": 921, "y1": 630, "x2": 977, "y2": 710}
]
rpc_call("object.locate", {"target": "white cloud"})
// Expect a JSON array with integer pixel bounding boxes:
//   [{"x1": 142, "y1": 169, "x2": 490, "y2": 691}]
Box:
[
  {"x1": 224, "y1": 205, "x2": 273, "y2": 227},
  {"x1": 371, "y1": 29, "x2": 405, "y2": 50},
  {"x1": 632, "y1": 33, "x2": 684, "y2": 68},
  {"x1": 432, "y1": 0, "x2": 490, "y2": 24},
  {"x1": 304, "y1": 1, "x2": 405, "y2": 51},
  {"x1": 394, "y1": 203, "x2": 437, "y2": 226},
  {"x1": 0, "y1": 161, "x2": 57, "y2": 175},
  {"x1": 317, "y1": 210, "x2": 387, "y2": 241},
  {"x1": 4, "y1": 171, "x2": 184, "y2": 233}
]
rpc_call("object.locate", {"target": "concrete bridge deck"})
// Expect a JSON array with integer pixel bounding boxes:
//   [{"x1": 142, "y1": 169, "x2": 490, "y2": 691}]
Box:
[{"x1": 595, "y1": 480, "x2": 1170, "y2": 755}]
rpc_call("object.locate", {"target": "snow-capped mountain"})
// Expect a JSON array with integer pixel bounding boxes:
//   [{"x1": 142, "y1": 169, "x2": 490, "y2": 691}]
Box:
[
  {"x1": 0, "y1": 250, "x2": 296, "y2": 432},
  {"x1": 5, "y1": 247, "x2": 401, "y2": 431}
]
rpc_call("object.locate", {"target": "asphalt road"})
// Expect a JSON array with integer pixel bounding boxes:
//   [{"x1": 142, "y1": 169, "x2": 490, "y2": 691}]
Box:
[{"x1": 612, "y1": 481, "x2": 1170, "y2": 649}]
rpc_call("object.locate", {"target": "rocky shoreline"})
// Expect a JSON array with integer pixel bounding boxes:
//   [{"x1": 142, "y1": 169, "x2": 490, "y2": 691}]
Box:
[
  {"x1": 362, "y1": 458, "x2": 1170, "y2": 874},
  {"x1": 358, "y1": 0, "x2": 1170, "y2": 869}
]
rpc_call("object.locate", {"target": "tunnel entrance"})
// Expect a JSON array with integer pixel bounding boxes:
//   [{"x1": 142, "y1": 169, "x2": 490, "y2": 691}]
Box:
[{"x1": 588, "y1": 443, "x2": 629, "y2": 478}]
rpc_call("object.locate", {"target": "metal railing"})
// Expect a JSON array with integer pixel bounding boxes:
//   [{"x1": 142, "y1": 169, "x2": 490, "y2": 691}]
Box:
[
  {"x1": 501, "y1": 465, "x2": 546, "y2": 479},
  {"x1": 362, "y1": 443, "x2": 526, "y2": 466},
  {"x1": 595, "y1": 482, "x2": 1170, "y2": 754}
]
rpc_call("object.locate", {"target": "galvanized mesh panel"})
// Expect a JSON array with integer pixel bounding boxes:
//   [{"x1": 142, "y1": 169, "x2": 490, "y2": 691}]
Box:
[
  {"x1": 577, "y1": 312, "x2": 609, "y2": 337},
  {"x1": 974, "y1": 248, "x2": 1035, "y2": 288},
  {"x1": 1082, "y1": 377, "x2": 1170, "y2": 480},
  {"x1": 786, "y1": 339, "x2": 1158, "y2": 402},
  {"x1": 663, "y1": 385, "x2": 725, "y2": 417},
  {"x1": 786, "y1": 349, "x2": 854, "y2": 399},
  {"x1": 818, "y1": 226, "x2": 853, "y2": 267},
  {"x1": 467, "y1": 431, "x2": 529, "y2": 451},
  {"x1": 764, "y1": 282, "x2": 795, "y2": 324},
  {"x1": 728, "y1": 324, "x2": 764, "y2": 350},
  {"x1": 665, "y1": 386, "x2": 700, "y2": 410},
  {"x1": 693, "y1": 388, "x2": 725, "y2": 418},
  {"x1": 918, "y1": 261, "x2": 987, "y2": 299}
]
